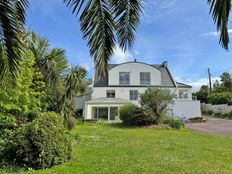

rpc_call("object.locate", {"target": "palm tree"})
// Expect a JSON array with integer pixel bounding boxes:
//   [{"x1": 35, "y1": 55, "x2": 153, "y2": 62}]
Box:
[
  {"x1": 0, "y1": 0, "x2": 29, "y2": 77},
  {"x1": 27, "y1": 32, "x2": 68, "y2": 87},
  {"x1": 1, "y1": 0, "x2": 142, "y2": 78},
  {"x1": 53, "y1": 66, "x2": 87, "y2": 120},
  {"x1": 63, "y1": 0, "x2": 142, "y2": 76},
  {"x1": 208, "y1": 0, "x2": 231, "y2": 49},
  {"x1": 64, "y1": 66, "x2": 87, "y2": 101}
]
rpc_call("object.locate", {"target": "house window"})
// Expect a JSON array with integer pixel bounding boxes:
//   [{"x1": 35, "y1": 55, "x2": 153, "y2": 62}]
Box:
[
  {"x1": 140, "y1": 72, "x2": 151, "y2": 86},
  {"x1": 130, "y1": 90, "x2": 138, "y2": 100},
  {"x1": 179, "y1": 90, "x2": 188, "y2": 99},
  {"x1": 106, "y1": 90, "x2": 115, "y2": 98},
  {"x1": 119, "y1": 72, "x2": 130, "y2": 85}
]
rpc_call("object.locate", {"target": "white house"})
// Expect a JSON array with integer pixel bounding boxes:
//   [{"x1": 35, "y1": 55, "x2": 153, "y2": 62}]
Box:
[{"x1": 77, "y1": 60, "x2": 201, "y2": 121}]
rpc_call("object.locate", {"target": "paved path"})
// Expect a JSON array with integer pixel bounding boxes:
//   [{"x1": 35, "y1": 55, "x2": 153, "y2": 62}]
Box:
[{"x1": 187, "y1": 117, "x2": 232, "y2": 136}]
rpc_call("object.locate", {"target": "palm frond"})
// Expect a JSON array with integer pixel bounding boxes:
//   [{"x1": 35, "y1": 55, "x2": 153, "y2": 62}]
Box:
[
  {"x1": 80, "y1": 0, "x2": 115, "y2": 76},
  {"x1": 0, "y1": 0, "x2": 29, "y2": 78},
  {"x1": 208, "y1": 0, "x2": 231, "y2": 49},
  {"x1": 110, "y1": 0, "x2": 142, "y2": 50},
  {"x1": 63, "y1": 0, "x2": 86, "y2": 16},
  {"x1": 64, "y1": 0, "x2": 116, "y2": 76}
]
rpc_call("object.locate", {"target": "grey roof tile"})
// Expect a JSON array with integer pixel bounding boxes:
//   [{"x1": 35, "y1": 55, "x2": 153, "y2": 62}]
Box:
[{"x1": 93, "y1": 62, "x2": 190, "y2": 88}]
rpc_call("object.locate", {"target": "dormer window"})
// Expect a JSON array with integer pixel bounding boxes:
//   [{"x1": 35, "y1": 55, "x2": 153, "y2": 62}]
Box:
[
  {"x1": 140, "y1": 72, "x2": 151, "y2": 86},
  {"x1": 119, "y1": 72, "x2": 130, "y2": 85}
]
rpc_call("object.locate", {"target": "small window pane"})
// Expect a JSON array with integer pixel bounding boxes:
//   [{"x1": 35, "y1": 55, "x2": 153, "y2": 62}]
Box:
[
  {"x1": 140, "y1": 72, "x2": 151, "y2": 85},
  {"x1": 119, "y1": 72, "x2": 130, "y2": 85},
  {"x1": 107, "y1": 90, "x2": 115, "y2": 98},
  {"x1": 179, "y1": 90, "x2": 188, "y2": 99},
  {"x1": 130, "y1": 90, "x2": 138, "y2": 100}
]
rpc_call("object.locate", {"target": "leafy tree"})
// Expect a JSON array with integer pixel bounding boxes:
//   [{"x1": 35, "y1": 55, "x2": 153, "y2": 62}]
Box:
[
  {"x1": 193, "y1": 89, "x2": 209, "y2": 103},
  {"x1": 0, "y1": 50, "x2": 44, "y2": 120},
  {"x1": 140, "y1": 88, "x2": 176, "y2": 123},
  {"x1": 220, "y1": 72, "x2": 232, "y2": 88},
  {"x1": 208, "y1": 92, "x2": 232, "y2": 105}
]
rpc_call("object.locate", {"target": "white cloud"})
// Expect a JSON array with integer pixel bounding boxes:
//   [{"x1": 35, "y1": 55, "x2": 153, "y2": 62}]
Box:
[
  {"x1": 111, "y1": 45, "x2": 133, "y2": 64},
  {"x1": 176, "y1": 76, "x2": 220, "y2": 91},
  {"x1": 202, "y1": 29, "x2": 232, "y2": 37}
]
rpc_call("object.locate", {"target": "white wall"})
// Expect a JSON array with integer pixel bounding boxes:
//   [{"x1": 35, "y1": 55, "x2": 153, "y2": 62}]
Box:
[
  {"x1": 92, "y1": 87, "x2": 192, "y2": 105},
  {"x1": 172, "y1": 100, "x2": 201, "y2": 118},
  {"x1": 108, "y1": 62, "x2": 162, "y2": 86},
  {"x1": 87, "y1": 87, "x2": 199, "y2": 119},
  {"x1": 201, "y1": 103, "x2": 232, "y2": 113}
]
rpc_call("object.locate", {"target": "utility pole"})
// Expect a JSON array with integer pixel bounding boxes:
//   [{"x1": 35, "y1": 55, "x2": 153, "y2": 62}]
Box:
[{"x1": 208, "y1": 68, "x2": 212, "y2": 92}]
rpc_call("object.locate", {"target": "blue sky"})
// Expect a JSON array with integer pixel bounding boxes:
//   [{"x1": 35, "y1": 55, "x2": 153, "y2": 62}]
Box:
[{"x1": 27, "y1": 0, "x2": 232, "y2": 90}]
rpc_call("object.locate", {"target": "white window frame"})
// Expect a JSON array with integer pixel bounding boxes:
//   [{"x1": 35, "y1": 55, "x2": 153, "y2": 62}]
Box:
[
  {"x1": 140, "y1": 72, "x2": 151, "y2": 86},
  {"x1": 178, "y1": 89, "x2": 188, "y2": 99},
  {"x1": 119, "y1": 72, "x2": 130, "y2": 85},
  {"x1": 130, "y1": 90, "x2": 138, "y2": 101}
]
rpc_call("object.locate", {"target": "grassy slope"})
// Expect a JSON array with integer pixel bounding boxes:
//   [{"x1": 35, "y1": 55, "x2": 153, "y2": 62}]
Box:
[{"x1": 1, "y1": 123, "x2": 232, "y2": 174}]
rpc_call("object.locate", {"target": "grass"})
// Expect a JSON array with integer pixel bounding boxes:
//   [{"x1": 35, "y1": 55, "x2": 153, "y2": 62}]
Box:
[{"x1": 1, "y1": 122, "x2": 232, "y2": 174}]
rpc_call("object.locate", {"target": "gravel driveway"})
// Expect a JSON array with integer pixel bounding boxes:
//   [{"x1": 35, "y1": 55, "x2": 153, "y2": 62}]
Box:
[{"x1": 187, "y1": 117, "x2": 232, "y2": 136}]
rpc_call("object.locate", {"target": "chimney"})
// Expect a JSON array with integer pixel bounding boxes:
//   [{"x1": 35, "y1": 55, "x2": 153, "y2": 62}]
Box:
[{"x1": 163, "y1": 61, "x2": 168, "y2": 67}]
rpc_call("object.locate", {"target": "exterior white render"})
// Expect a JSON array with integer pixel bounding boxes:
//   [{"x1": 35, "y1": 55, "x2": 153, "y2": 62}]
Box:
[{"x1": 78, "y1": 61, "x2": 201, "y2": 121}]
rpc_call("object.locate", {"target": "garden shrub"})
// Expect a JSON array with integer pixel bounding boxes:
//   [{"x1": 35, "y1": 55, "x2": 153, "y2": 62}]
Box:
[
  {"x1": 0, "y1": 114, "x2": 16, "y2": 162},
  {"x1": 140, "y1": 88, "x2": 176, "y2": 123},
  {"x1": 120, "y1": 104, "x2": 153, "y2": 126},
  {"x1": 161, "y1": 117, "x2": 185, "y2": 129},
  {"x1": 214, "y1": 112, "x2": 223, "y2": 117},
  {"x1": 0, "y1": 114, "x2": 17, "y2": 130},
  {"x1": 202, "y1": 110, "x2": 214, "y2": 116},
  {"x1": 66, "y1": 116, "x2": 77, "y2": 130},
  {"x1": 3, "y1": 112, "x2": 72, "y2": 169}
]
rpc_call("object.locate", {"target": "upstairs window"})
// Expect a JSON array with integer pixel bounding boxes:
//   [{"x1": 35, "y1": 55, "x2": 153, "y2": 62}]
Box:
[
  {"x1": 140, "y1": 72, "x2": 151, "y2": 86},
  {"x1": 119, "y1": 72, "x2": 130, "y2": 85},
  {"x1": 130, "y1": 90, "x2": 138, "y2": 100},
  {"x1": 106, "y1": 90, "x2": 115, "y2": 98},
  {"x1": 179, "y1": 90, "x2": 188, "y2": 99}
]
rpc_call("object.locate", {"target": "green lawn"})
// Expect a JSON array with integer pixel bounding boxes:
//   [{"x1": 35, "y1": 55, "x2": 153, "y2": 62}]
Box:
[{"x1": 1, "y1": 123, "x2": 232, "y2": 174}]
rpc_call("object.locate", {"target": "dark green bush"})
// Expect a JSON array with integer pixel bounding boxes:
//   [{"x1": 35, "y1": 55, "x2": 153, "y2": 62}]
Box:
[
  {"x1": 0, "y1": 114, "x2": 16, "y2": 130},
  {"x1": 120, "y1": 104, "x2": 153, "y2": 126},
  {"x1": 162, "y1": 117, "x2": 185, "y2": 129},
  {"x1": 0, "y1": 114, "x2": 16, "y2": 161},
  {"x1": 66, "y1": 116, "x2": 77, "y2": 130},
  {"x1": 222, "y1": 113, "x2": 229, "y2": 118},
  {"x1": 202, "y1": 110, "x2": 214, "y2": 116},
  {"x1": 214, "y1": 112, "x2": 223, "y2": 117},
  {"x1": 3, "y1": 112, "x2": 71, "y2": 169},
  {"x1": 207, "y1": 110, "x2": 214, "y2": 115}
]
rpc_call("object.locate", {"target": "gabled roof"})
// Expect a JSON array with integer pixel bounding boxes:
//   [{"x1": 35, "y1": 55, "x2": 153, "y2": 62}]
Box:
[{"x1": 93, "y1": 61, "x2": 190, "y2": 88}]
